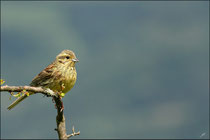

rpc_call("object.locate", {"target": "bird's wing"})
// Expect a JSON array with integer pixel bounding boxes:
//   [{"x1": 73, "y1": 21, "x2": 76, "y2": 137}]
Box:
[{"x1": 30, "y1": 63, "x2": 57, "y2": 87}]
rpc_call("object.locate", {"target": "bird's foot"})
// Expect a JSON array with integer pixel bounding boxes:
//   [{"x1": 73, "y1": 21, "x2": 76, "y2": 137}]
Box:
[{"x1": 58, "y1": 91, "x2": 65, "y2": 98}]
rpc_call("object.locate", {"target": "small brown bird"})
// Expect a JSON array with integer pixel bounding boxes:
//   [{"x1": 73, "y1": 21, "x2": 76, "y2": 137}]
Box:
[{"x1": 7, "y1": 50, "x2": 79, "y2": 110}]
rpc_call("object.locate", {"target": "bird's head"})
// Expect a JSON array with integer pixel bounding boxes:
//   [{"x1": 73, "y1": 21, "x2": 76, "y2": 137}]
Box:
[{"x1": 56, "y1": 50, "x2": 79, "y2": 67}]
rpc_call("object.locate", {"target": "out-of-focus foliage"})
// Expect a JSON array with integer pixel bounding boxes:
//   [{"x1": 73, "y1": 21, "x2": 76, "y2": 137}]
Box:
[{"x1": 1, "y1": 1, "x2": 209, "y2": 139}]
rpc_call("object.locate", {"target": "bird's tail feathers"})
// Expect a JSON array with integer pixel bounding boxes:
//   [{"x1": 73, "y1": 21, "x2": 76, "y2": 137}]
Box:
[{"x1": 7, "y1": 94, "x2": 28, "y2": 110}]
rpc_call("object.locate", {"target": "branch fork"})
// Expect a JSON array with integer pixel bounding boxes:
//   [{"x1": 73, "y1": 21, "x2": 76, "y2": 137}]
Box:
[{"x1": 0, "y1": 85, "x2": 80, "y2": 139}]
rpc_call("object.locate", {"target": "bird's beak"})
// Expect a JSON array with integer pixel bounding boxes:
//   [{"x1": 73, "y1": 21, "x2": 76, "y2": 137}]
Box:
[{"x1": 72, "y1": 58, "x2": 79, "y2": 62}]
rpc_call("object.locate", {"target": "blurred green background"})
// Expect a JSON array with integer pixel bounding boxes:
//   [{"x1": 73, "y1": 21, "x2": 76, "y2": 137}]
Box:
[{"x1": 1, "y1": 1, "x2": 209, "y2": 139}]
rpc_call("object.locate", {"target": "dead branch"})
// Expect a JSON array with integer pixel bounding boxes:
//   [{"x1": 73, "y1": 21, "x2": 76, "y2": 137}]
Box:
[
  {"x1": 0, "y1": 85, "x2": 57, "y2": 97},
  {"x1": 66, "y1": 126, "x2": 80, "y2": 139},
  {"x1": 0, "y1": 85, "x2": 80, "y2": 139},
  {"x1": 53, "y1": 97, "x2": 80, "y2": 139}
]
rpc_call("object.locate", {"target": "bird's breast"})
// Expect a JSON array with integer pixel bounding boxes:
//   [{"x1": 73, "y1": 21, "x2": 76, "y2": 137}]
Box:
[{"x1": 62, "y1": 68, "x2": 77, "y2": 93}]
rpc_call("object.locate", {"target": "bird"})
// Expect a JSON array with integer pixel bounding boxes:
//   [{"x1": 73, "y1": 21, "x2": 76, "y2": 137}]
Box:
[{"x1": 7, "y1": 50, "x2": 79, "y2": 110}]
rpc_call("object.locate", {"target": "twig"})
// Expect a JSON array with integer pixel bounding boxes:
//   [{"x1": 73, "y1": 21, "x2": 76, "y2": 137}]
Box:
[
  {"x1": 0, "y1": 85, "x2": 57, "y2": 97},
  {"x1": 53, "y1": 97, "x2": 80, "y2": 139},
  {"x1": 66, "y1": 126, "x2": 80, "y2": 138},
  {"x1": 0, "y1": 85, "x2": 80, "y2": 139}
]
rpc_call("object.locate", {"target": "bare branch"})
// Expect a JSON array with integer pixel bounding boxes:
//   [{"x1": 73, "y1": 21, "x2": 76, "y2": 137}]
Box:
[
  {"x1": 53, "y1": 97, "x2": 80, "y2": 139},
  {"x1": 0, "y1": 85, "x2": 80, "y2": 139},
  {"x1": 0, "y1": 85, "x2": 57, "y2": 97},
  {"x1": 66, "y1": 126, "x2": 80, "y2": 138}
]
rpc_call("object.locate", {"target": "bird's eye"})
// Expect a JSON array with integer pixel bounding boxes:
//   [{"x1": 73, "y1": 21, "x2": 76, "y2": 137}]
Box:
[{"x1": 66, "y1": 56, "x2": 70, "y2": 59}]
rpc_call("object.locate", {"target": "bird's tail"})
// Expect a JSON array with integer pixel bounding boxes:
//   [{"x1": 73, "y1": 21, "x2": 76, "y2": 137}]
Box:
[{"x1": 7, "y1": 92, "x2": 32, "y2": 110}]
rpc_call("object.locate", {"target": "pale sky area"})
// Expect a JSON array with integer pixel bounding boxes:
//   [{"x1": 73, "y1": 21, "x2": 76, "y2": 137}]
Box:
[{"x1": 1, "y1": 1, "x2": 209, "y2": 139}]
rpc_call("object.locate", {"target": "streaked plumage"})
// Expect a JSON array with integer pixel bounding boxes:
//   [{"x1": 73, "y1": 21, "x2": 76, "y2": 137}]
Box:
[{"x1": 8, "y1": 50, "x2": 78, "y2": 110}]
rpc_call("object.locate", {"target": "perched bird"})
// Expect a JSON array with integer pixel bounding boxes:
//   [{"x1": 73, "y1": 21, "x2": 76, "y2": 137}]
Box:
[{"x1": 7, "y1": 50, "x2": 79, "y2": 110}]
